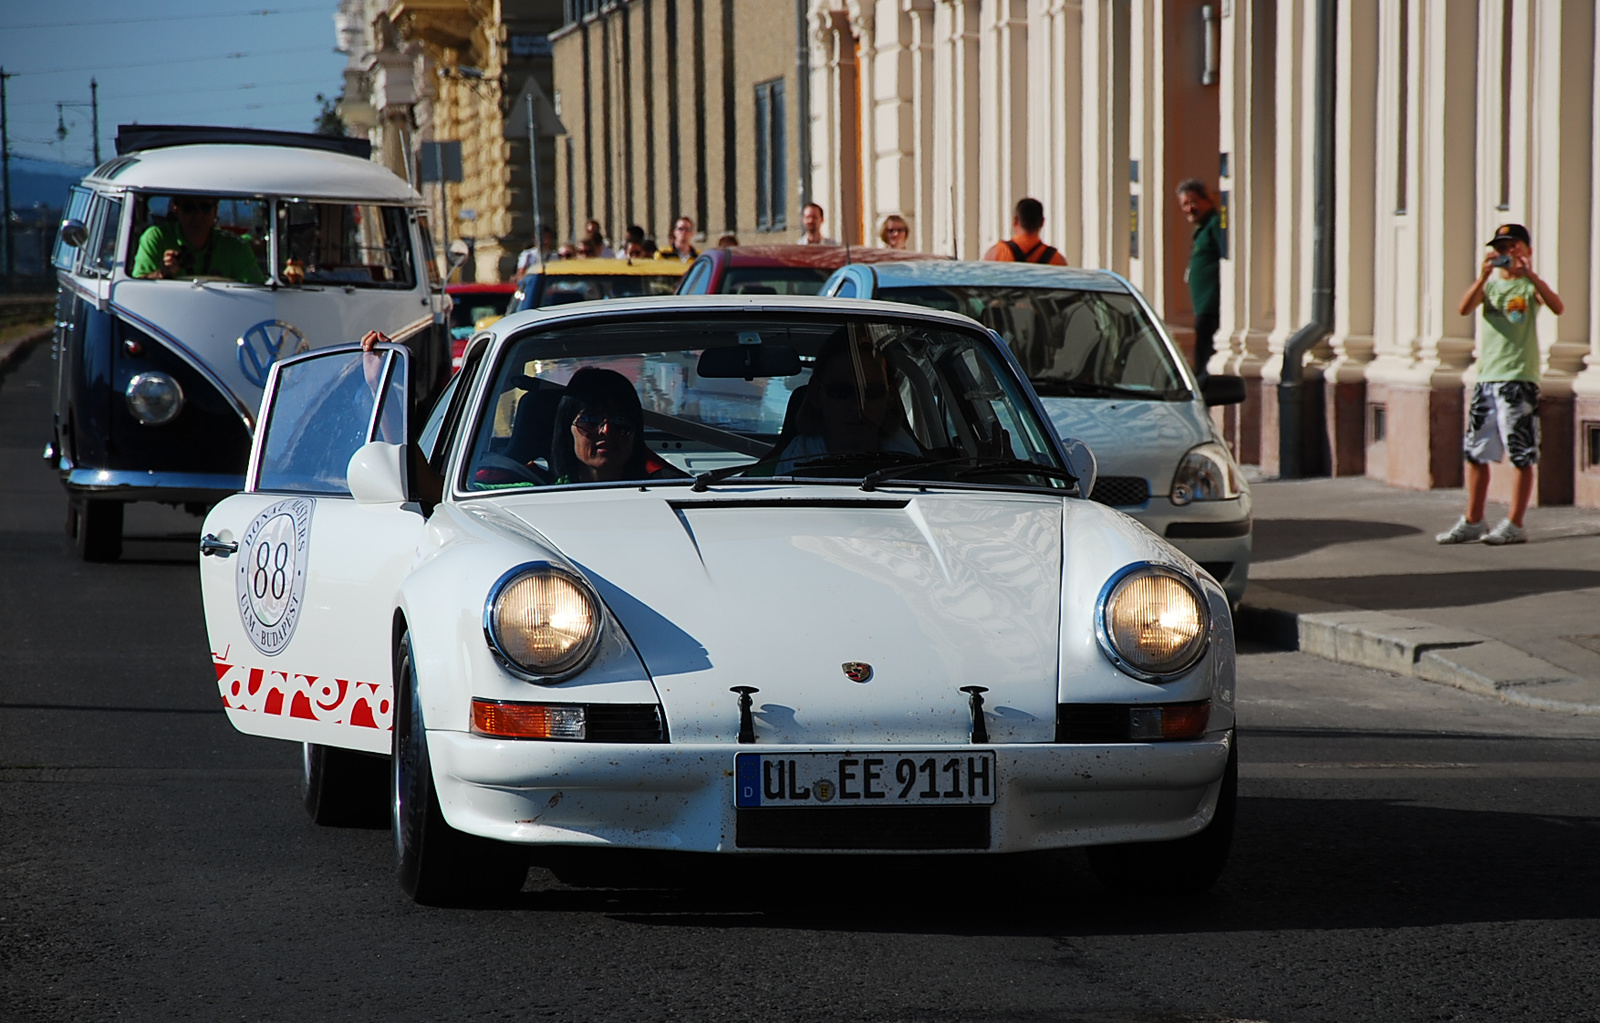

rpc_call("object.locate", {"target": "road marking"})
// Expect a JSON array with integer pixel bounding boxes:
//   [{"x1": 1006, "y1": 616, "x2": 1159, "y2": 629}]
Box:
[{"x1": 1244, "y1": 761, "x2": 1600, "y2": 778}]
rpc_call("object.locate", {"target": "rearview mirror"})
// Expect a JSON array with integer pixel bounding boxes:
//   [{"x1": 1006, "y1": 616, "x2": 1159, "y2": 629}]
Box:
[
  {"x1": 1200, "y1": 375, "x2": 1248, "y2": 407},
  {"x1": 697, "y1": 344, "x2": 802, "y2": 379}
]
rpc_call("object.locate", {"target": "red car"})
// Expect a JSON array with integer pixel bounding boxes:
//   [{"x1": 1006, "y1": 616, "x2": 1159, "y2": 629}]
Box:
[
  {"x1": 445, "y1": 282, "x2": 517, "y2": 371},
  {"x1": 674, "y1": 244, "x2": 946, "y2": 296}
]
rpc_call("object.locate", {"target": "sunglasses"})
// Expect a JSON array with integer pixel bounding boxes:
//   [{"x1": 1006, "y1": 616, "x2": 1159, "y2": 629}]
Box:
[
  {"x1": 885, "y1": 227, "x2": 907, "y2": 236},
  {"x1": 822, "y1": 381, "x2": 887, "y2": 401},
  {"x1": 573, "y1": 413, "x2": 635, "y2": 436}
]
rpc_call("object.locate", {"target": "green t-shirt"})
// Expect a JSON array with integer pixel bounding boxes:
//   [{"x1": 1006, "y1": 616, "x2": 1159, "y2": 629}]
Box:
[
  {"x1": 131, "y1": 222, "x2": 264, "y2": 283},
  {"x1": 1187, "y1": 209, "x2": 1222, "y2": 316},
  {"x1": 1476, "y1": 274, "x2": 1540, "y2": 383}
]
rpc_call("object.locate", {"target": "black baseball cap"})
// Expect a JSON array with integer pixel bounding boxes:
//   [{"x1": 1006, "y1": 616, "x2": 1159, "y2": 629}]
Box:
[{"x1": 1487, "y1": 223, "x2": 1531, "y2": 247}]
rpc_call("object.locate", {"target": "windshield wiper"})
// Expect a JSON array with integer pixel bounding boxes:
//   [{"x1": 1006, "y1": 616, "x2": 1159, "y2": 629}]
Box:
[
  {"x1": 692, "y1": 451, "x2": 925, "y2": 492},
  {"x1": 1031, "y1": 378, "x2": 1180, "y2": 400},
  {"x1": 860, "y1": 456, "x2": 1079, "y2": 492}
]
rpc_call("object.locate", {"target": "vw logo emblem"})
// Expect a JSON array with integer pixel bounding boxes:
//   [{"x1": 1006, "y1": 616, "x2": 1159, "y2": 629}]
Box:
[{"x1": 237, "y1": 320, "x2": 309, "y2": 388}]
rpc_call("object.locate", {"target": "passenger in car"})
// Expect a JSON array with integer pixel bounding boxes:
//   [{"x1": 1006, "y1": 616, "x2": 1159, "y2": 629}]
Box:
[
  {"x1": 773, "y1": 335, "x2": 920, "y2": 473},
  {"x1": 132, "y1": 196, "x2": 264, "y2": 283},
  {"x1": 549, "y1": 367, "x2": 686, "y2": 484}
]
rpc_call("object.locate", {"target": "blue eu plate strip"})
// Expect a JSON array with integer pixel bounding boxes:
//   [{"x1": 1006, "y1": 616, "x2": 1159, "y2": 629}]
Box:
[{"x1": 735, "y1": 753, "x2": 761, "y2": 807}]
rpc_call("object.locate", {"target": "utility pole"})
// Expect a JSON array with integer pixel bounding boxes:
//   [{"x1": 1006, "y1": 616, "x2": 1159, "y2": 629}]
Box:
[
  {"x1": 526, "y1": 91, "x2": 541, "y2": 251},
  {"x1": 1, "y1": 67, "x2": 13, "y2": 279},
  {"x1": 90, "y1": 78, "x2": 100, "y2": 166}
]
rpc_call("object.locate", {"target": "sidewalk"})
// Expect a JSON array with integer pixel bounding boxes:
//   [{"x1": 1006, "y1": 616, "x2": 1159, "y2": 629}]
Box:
[{"x1": 1237, "y1": 474, "x2": 1600, "y2": 715}]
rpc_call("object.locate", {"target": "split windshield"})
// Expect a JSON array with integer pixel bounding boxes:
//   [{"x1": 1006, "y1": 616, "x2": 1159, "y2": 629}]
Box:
[
  {"x1": 459, "y1": 315, "x2": 1071, "y2": 494},
  {"x1": 125, "y1": 193, "x2": 415, "y2": 288},
  {"x1": 877, "y1": 285, "x2": 1191, "y2": 401}
]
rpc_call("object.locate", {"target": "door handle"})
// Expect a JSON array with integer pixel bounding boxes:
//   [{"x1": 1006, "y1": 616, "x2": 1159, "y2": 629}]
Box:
[{"x1": 200, "y1": 533, "x2": 238, "y2": 558}]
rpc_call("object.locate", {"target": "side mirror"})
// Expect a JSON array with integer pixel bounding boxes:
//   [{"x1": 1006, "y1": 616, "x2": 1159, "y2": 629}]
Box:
[
  {"x1": 347, "y1": 441, "x2": 408, "y2": 506},
  {"x1": 59, "y1": 219, "x2": 89, "y2": 249},
  {"x1": 1059, "y1": 436, "x2": 1097, "y2": 500},
  {"x1": 1200, "y1": 375, "x2": 1248, "y2": 407}
]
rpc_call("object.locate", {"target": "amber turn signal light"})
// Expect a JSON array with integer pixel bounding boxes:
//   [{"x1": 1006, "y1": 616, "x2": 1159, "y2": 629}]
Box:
[
  {"x1": 471, "y1": 699, "x2": 586, "y2": 740},
  {"x1": 1128, "y1": 700, "x2": 1211, "y2": 741}
]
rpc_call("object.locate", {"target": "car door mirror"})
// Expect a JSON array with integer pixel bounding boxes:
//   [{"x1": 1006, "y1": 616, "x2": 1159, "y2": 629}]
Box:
[
  {"x1": 1200, "y1": 375, "x2": 1247, "y2": 407},
  {"x1": 348, "y1": 442, "x2": 408, "y2": 505},
  {"x1": 1059, "y1": 436, "x2": 1097, "y2": 500}
]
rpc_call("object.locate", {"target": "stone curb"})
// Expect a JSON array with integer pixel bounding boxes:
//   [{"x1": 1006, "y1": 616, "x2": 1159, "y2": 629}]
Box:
[
  {"x1": 0, "y1": 324, "x2": 53, "y2": 377},
  {"x1": 1236, "y1": 603, "x2": 1600, "y2": 716}
]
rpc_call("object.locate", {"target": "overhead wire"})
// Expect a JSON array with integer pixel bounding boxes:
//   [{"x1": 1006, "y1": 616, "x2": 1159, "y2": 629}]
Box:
[{"x1": 2, "y1": 6, "x2": 328, "y2": 31}]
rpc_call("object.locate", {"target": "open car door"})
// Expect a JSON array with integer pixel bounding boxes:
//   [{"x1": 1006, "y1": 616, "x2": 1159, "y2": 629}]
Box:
[{"x1": 197, "y1": 344, "x2": 425, "y2": 753}]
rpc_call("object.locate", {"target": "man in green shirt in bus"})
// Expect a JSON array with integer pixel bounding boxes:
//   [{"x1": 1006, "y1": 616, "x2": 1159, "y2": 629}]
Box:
[
  {"x1": 132, "y1": 196, "x2": 263, "y2": 283},
  {"x1": 1437, "y1": 223, "x2": 1564, "y2": 546}
]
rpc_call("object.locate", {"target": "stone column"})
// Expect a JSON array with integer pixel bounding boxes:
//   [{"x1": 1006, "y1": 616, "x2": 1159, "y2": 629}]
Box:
[
  {"x1": 1213, "y1": 0, "x2": 1275, "y2": 465},
  {"x1": 1365, "y1": 0, "x2": 1478, "y2": 491},
  {"x1": 1576, "y1": 2, "x2": 1600, "y2": 508},
  {"x1": 903, "y1": 0, "x2": 937, "y2": 250},
  {"x1": 1324, "y1": 0, "x2": 1379, "y2": 476},
  {"x1": 1078, "y1": 0, "x2": 1130, "y2": 274},
  {"x1": 931, "y1": 0, "x2": 981, "y2": 257},
  {"x1": 1031, "y1": 0, "x2": 1082, "y2": 265}
]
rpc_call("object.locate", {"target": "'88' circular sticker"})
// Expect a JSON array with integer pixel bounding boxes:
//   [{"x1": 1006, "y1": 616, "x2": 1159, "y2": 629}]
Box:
[{"x1": 236, "y1": 498, "x2": 313, "y2": 655}]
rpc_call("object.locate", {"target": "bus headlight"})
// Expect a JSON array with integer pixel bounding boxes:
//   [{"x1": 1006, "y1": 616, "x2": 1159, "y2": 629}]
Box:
[{"x1": 125, "y1": 372, "x2": 185, "y2": 425}]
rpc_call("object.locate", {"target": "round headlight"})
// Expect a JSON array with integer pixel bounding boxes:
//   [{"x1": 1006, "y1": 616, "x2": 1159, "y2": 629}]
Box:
[
  {"x1": 1097, "y1": 565, "x2": 1209, "y2": 679},
  {"x1": 485, "y1": 564, "x2": 601, "y2": 680},
  {"x1": 125, "y1": 372, "x2": 184, "y2": 425}
]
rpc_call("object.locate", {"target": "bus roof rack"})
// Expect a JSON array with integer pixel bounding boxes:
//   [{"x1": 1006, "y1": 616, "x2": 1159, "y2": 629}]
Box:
[{"x1": 114, "y1": 125, "x2": 372, "y2": 160}]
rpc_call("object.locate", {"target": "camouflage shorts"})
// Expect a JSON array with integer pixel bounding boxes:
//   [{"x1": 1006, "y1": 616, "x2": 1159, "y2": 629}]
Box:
[{"x1": 1465, "y1": 381, "x2": 1540, "y2": 468}]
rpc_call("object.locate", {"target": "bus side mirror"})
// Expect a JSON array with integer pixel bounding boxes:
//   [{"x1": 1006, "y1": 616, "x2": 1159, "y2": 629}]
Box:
[{"x1": 59, "y1": 219, "x2": 89, "y2": 249}]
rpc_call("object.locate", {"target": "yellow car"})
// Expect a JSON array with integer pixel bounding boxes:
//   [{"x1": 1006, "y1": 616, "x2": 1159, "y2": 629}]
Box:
[{"x1": 509, "y1": 257, "x2": 686, "y2": 312}]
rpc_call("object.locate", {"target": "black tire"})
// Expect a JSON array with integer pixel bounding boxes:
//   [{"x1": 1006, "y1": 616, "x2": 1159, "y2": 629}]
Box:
[
  {"x1": 1087, "y1": 735, "x2": 1237, "y2": 896},
  {"x1": 302, "y1": 743, "x2": 389, "y2": 828},
  {"x1": 391, "y1": 631, "x2": 527, "y2": 905},
  {"x1": 74, "y1": 499, "x2": 123, "y2": 562}
]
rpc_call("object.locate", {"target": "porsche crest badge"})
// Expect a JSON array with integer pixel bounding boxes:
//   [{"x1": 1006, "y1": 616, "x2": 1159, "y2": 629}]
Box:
[{"x1": 841, "y1": 662, "x2": 873, "y2": 683}]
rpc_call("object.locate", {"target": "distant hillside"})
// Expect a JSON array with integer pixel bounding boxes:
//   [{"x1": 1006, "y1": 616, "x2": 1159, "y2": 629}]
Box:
[{"x1": 7, "y1": 157, "x2": 92, "y2": 211}]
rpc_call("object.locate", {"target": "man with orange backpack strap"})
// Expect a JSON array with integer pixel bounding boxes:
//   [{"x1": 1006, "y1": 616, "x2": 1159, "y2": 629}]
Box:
[{"x1": 981, "y1": 197, "x2": 1068, "y2": 266}]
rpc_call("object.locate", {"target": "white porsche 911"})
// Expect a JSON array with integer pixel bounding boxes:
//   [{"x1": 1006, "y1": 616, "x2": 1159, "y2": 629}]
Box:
[{"x1": 197, "y1": 296, "x2": 1237, "y2": 905}]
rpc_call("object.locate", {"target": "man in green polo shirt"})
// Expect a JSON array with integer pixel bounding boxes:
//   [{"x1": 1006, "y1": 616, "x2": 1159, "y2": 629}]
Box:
[
  {"x1": 132, "y1": 196, "x2": 264, "y2": 283},
  {"x1": 1178, "y1": 179, "x2": 1223, "y2": 380},
  {"x1": 1437, "y1": 223, "x2": 1565, "y2": 546}
]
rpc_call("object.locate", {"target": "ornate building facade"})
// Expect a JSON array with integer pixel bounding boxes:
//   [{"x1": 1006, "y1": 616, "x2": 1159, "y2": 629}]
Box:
[{"x1": 335, "y1": 0, "x2": 563, "y2": 282}]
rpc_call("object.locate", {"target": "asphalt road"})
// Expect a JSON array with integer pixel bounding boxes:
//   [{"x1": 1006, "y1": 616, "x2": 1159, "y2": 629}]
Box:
[{"x1": 4, "y1": 339, "x2": 1599, "y2": 1023}]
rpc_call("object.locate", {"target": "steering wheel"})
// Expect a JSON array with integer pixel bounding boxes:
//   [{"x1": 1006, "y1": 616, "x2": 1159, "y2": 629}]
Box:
[{"x1": 473, "y1": 453, "x2": 553, "y2": 486}]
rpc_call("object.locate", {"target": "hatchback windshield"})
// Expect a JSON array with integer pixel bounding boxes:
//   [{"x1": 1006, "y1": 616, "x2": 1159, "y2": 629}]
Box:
[
  {"x1": 877, "y1": 285, "x2": 1190, "y2": 401},
  {"x1": 517, "y1": 272, "x2": 682, "y2": 311},
  {"x1": 721, "y1": 267, "x2": 828, "y2": 295},
  {"x1": 461, "y1": 315, "x2": 1071, "y2": 493}
]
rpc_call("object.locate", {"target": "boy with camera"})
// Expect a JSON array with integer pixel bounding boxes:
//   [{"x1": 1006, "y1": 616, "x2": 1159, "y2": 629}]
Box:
[{"x1": 1437, "y1": 223, "x2": 1564, "y2": 546}]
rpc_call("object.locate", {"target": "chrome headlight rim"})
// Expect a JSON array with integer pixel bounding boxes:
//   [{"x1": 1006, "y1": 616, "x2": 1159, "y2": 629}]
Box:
[
  {"x1": 124, "y1": 371, "x2": 185, "y2": 426},
  {"x1": 482, "y1": 561, "x2": 603, "y2": 683},
  {"x1": 1094, "y1": 561, "x2": 1212, "y2": 682}
]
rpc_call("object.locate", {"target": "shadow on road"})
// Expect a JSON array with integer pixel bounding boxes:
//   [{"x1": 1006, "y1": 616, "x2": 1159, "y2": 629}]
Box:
[
  {"x1": 460, "y1": 795, "x2": 1600, "y2": 935},
  {"x1": 1252, "y1": 518, "x2": 1423, "y2": 563},
  {"x1": 1259, "y1": 569, "x2": 1600, "y2": 610}
]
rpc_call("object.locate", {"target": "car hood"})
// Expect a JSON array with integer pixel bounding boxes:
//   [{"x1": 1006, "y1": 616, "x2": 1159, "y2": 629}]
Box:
[
  {"x1": 1041, "y1": 396, "x2": 1212, "y2": 496},
  {"x1": 496, "y1": 490, "x2": 1065, "y2": 744}
]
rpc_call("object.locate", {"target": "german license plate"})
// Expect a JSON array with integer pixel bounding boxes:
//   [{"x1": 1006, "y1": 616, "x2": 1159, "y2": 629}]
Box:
[{"x1": 734, "y1": 751, "x2": 996, "y2": 808}]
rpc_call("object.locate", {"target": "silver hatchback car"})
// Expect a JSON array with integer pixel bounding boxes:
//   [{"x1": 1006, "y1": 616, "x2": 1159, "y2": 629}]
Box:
[{"x1": 821, "y1": 261, "x2": 1251, "y2": 604}]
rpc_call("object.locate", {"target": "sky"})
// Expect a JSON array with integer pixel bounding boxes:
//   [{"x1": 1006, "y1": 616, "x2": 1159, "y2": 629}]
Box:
[{"x1": 0, "y1": 2, "x2": 351, "y2": 168}]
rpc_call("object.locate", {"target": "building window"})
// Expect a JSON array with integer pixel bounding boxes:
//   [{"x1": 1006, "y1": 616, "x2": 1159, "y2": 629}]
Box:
[
  {"x1": 1370, "y1": 404, "x2": 1388, "y2": 445},
  {"x1": 1584, "y1": 422, "x2": 1600, "y2": 472},
  {"x1": 755, "y1": 78, "x2": 787, "y2": 232}
]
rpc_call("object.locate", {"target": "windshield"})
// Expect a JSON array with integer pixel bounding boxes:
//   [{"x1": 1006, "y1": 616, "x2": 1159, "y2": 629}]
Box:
[
  {"x1": 877, "y1": 285, "x2": 1191, "y2": 400},
  {"x1": 449, "y1": 293, "x2": 512, "y2": 338},
  {"x1": 127, "y1": 193, "x2": 270, "y2": 282},
  {"x1": 460, "y1": 314, "x2": 1069, "y2": 494},
  {"x1": 721, "y1": 266, "x2": 828, "y2": 296},
  {"x1": 277, "y1": 200, "x2": 415, "y2": 288},
  {"x1": 519, "y1": 272, "x2": 681, "y2": 310}
]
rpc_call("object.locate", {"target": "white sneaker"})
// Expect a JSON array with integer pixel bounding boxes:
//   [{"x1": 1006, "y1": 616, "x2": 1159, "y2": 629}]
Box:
[
  {"x1": 1483, "y1": 519, "x2": 1527, "y2": 545},
  {"x1": 1435, "y1": 516, "x2": 1486, "y2": 544}
]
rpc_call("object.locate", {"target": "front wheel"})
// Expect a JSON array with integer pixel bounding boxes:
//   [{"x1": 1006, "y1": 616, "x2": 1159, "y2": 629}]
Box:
[
  {"x1": 1087, "y1": 735, "x2": 1237, "y2": 896},
  {"x1": 392, "y1": 630, "x2": 526, "y2": 905}
]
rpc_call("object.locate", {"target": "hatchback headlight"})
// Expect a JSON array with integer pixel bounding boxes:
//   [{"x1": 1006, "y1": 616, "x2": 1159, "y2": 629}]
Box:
[
  {"x1": 1169, "y1": 441, "x2": 1241, "y2": 505},
  {"x1": 1096, "y1": 565, "x2": 1210, "y2": 679},
  {"x1": 125, "y1": 372, "x2": 184, "y2": 425},
  {"x1": 484, "y1": 563, "x2": 601, "y2": 680}
]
